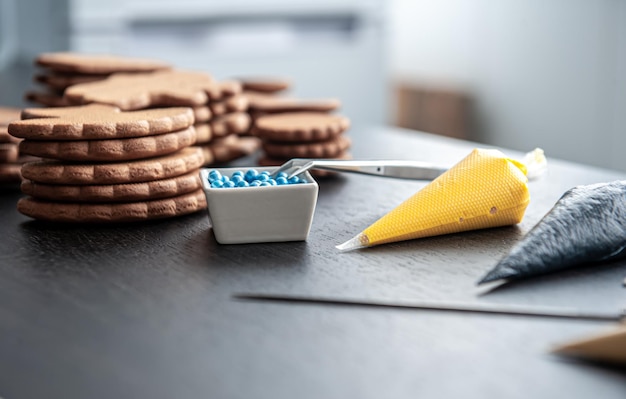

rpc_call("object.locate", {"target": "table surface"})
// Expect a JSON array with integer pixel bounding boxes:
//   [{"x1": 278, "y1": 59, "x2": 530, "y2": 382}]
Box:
[{"x1": 1, "y1": 126, "x2": 625, "y2": 399}]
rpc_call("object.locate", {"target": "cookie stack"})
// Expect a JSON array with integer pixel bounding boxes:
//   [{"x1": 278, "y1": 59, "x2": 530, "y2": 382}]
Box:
[
  {"x1": 239, "y1": 77, "x2": 352, "y2": 173},
  {"x1": 0, "y1": 107, "x2": 36, "y2": 186},
  {"x1": 8, "y1": 104, "x2": 207, "y2": 222},
  {"x1": 26, "y1": 52, "x2": 171, "y2": 107},
  {"x1": 63, "y1": 68, "x2": 260, "y2": 166},
  {"x1": 253, "y1": 113, "x2": 351, "y2": 175}
]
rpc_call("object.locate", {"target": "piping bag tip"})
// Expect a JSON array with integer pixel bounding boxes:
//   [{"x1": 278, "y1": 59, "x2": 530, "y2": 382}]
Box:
[{"x1": 336, "y1": 233, "x2": 369, "y2": 251}]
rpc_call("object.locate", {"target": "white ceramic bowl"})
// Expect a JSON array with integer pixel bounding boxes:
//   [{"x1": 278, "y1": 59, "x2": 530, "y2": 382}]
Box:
[{"x1": 200, "y1": 167, "x2": 319, "y2": 244}]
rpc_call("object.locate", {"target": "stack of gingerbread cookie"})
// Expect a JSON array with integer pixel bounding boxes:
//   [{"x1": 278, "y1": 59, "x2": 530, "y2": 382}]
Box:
[
  {"x1": 8, "y1": 104, "x2": 207, "y2": 222},
  {"x1": 0, "y1": 107, "x2": 36, "y2": 186},
  {"x1": 240, "y1": 78, "x2": 352, "y2": 173},
  {"x1": 27, "y1": 52, "x2": 171, "y2": 107},
  {"x1": 62, "y1": 67, "x2": 259, "y2": 166}
]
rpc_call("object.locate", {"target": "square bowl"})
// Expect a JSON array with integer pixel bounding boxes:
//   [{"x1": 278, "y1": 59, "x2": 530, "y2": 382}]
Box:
[{"x1": 200, "y1": 167, "x2": 319, "y2": 244}]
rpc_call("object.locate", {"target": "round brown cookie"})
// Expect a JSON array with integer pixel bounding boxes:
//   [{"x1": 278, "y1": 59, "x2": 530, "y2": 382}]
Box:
[
  {"x1": 199, "y1": 135, "x2": 261, "y2": 166},
  {"x1": 21, "y1": 147, "x2": 204, "y2": 185},
  {"x1": 25, "y1": 91, "x2": 71, "y2": 107},
  {"x1": 21, "y1": 170, "x2": 202, "y2": 203},
  {"x1": 19, "y1": 125, "x2": 196, "y2": 161},
  {"x1": 64, "y1": 70, "x2": 223, "y2": 110},
  {"x1": 253, "y1": 112, "x2": 350, "y2": 142},
  {"x1": 35, "y1": 72, "x2": 109, "y2": 91},
  {"x1": 208, "y1": 94, "x2": 249, "y2": 116},
  {"x1": 0, "y1": 126, "x2": 21, "y2": 144},
  {"x1": 0, "y1": 143, "x2": 19, "y2": 163},
  {"x1": 17, "y1": 188, "x2": 206, "y2": 223},
  {"x1": 194, "y1": 124, "x2": 213, "y2": 144},
  {"x1": 240, "y1": 77, "x2": 291, "y2": 93},
  {"x1": 14, "y1": 104, "x2": 194, "y2": 141},
  {"x1": 210, "y1": 112, "x2": 251, "y2": 137},
  {"x1": 262, "y1": 134, "x2": 351, "y2": 159},
  {"x1": 192, "y1": 106, "x2": 212, "y2": 123},
  {"x1": 0, "y1": 107, "x2": 21, "y2": 126},
  {"x1": 36, "y1": 52, "x2": 171, "y2": 74},
  {"x1": 258, "y1": 151, "x2": 351, "y2": 177},
  {"x1": 247, "y1": 96, "x2": 340, "y2": 113}
]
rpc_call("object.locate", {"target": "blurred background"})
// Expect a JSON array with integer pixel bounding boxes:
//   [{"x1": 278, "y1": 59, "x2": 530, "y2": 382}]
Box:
[{"x1": 1, "y1": 0, "x2": 625, "y2": 171}]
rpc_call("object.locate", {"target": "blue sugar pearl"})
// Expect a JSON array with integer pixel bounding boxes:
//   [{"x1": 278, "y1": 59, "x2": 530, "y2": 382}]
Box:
[
  {"x1": 257, "y1": 173, "x2": 269, "y2": 182},
  {"x1": 208, "y1": 170, "x2": 222, "y2": 182},
  {"x1": 268, "y1": 179, "x2": 277, "y2": 186},
  {"x1": 244, "y1": 169, "x2": 259, "y2": 182},
  {"x1": 249, "y1": 181, "x2": 261, "y2": 187},
  {"x1": 276, "y1": 171, "x2": 288, "y2": 179},
  {"x1": 232, "y1": 170, "x2": 244, "y2": 178},
  {"x1": 224, "y1": 181, "x2": 236, "y2": 188},
  {"x1": 260, "y1": 182, "x2": 271, "y2": 186},
  {"x1": 231, "y1": 175, "x2": 244, "y2": 184},
  {"x1": 236, "y1": 180, "x2": 249, "y2": 187},
  {"x1": 276, "y1": 176, "x2": 288, "y2": 185},
  {"x1": 260, "y1": 170, "x2": 271, "y2": 176},
  {"x1": 288, "y1": 176, "x2": 301, "y2": 184},
  {"x1": 221, "y1": 175, "x2": 230, "y2": 183},
  {"x1": 211, "y1": 180, "x2": 224, "y2": 188}
]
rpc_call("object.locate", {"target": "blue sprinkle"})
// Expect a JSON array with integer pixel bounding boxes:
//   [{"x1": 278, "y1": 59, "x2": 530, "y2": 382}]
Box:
[
  {"x1": 249, "y1": 181, "x2": 261, "y2": 187},
  {"x1": 211, "y1": 180, "x2": 224, "y2": 188},
  {"x1": 260, "y1": 182, "x2": 271, "y2": 186},
  {"x1": 260, "y1": 170, "x2": 271, "y2": 176},
  {"x1": 224, "y1": 181, "x2": 235, "y2": 188},
  {"x1": 231, "y1": 175, "x2": 244, "y2": 184},
  {"x1": 232, "y1": 170, "x2": 244, "y2": 178},
  {"x1": 288, "y1": 176, "x2": 301, "y2": 184},
  {"x1": 221, "y1": 175, "x2": 230, "y2": 183},
  {"x1": 236, "y1": 180, "x2": 249, "y2": 187},
  {"x1": 208, "y1": 170, "x2": 222, "y2": 182},
  {"x1": 276, "y1": 176, "x2": 288, "y2": 185},
  {"x1": 257, "y1": 173, "x2": 269, "y2": 182},
  {"x1": 276, "y1": 171, "x2": 288, "y2": 179},
  {"x1": 244, "y1": 169, "x2": 259, "y2": 182},
  {"x1": 268, "y1": 179, "x2": 277, "y2": 186}
]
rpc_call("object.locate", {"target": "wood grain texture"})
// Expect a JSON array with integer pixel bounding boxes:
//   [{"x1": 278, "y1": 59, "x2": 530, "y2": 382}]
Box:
[{"x1": 0, "y1": 127, "x2": 625, "y2": 399}]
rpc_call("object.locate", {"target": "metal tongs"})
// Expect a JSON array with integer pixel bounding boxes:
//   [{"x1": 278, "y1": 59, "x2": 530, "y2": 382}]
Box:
[{"x1": 271, "y1": 158, "x2": 448, "y2": 180}]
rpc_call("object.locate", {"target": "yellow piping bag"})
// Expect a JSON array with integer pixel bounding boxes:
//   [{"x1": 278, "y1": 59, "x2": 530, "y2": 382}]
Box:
[{"x1": 337, "y1": 148, "x2": 545, "y2": 251}]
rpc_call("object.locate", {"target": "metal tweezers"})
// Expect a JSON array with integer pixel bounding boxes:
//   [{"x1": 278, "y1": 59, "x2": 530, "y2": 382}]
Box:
[{"x1": 271, "y1": 158, "x2": 448, "y2": 180}]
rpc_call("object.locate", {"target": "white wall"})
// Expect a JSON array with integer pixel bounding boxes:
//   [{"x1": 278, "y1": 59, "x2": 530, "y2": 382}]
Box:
[{"x1": 389, "y1": 0, "x2": 626, "y2": 172}]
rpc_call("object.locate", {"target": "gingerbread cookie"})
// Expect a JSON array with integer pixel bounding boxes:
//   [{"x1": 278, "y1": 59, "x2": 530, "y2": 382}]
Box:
[
  {"x1": 19, "y1": 126, "x2": 196, "y2": 161},
  {"x1": 253, "y1": 112, "x2": 350, "y2": 142},
  {"x1": 64, "y1": 70, "x2": 224, "y2": 110},
  {"x1": 17, "y1": 188, "x2": 206, "y2": 223},
  {"x1": 21, "y1": 147, "x2": 204, "y2": 185},
  {"x1": 199, "y1": 135, "x2": 260, "y2": 165},
  {"x1": 14, "y1": 104, "x2": 194, "y2": 140},
  {"x1": 208, "y1": 95, "x2": 249, "y2": 116},
  {"x1": 262, "y1": 135, "x2": 351, "y2": 159},
  {"x1": 210, "y1": 112, "x2": 251, "y2": 137},
  {"x1": 240, "y1": 77, "x2": 291, "y2": 93},
  {"x1": 247, "y1": 96, "x2": 340, "y2": 113},
  {"x1": 35, "y1": 72, "x2": 107, "y2": 91},
  {"x1": 194, "y1": 124, "x2": 213, "y2": 145},
  {"x1": 36, "y1": 52, "x2": 171, "y2": 74},
  {"x1": 25, "y1": 91, "x2": 71, "y2": 107},
  {"x1": 21, "y1": 170, "x2": 202, "y2": 203}
]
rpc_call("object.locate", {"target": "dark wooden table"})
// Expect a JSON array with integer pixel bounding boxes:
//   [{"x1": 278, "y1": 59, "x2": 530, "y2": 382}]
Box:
[{"x1": 1, "y1": 127, "x2": 625, "y2": 399}]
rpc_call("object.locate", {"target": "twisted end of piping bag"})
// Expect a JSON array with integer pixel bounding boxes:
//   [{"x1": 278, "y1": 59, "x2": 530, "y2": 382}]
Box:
[{"x1": 335, "y1": 148, "x2": 544, "y2": 251}]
